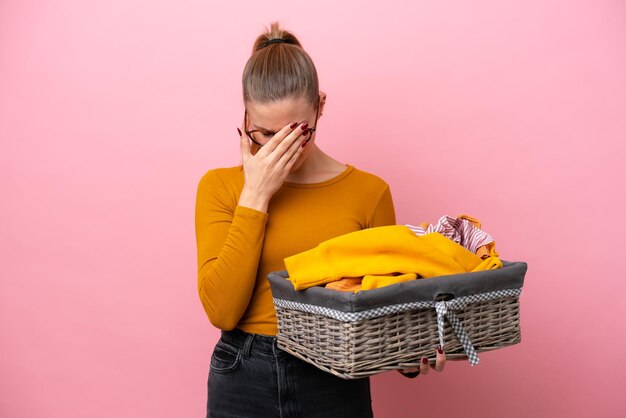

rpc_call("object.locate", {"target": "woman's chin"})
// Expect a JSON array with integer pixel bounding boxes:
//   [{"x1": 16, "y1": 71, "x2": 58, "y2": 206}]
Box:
[
  {"x1": 289, "y1": 161, "x2": 300, "y2": 172},
  {"x1": 291, "y1": 153, "x2": 308, "y2": 171}
]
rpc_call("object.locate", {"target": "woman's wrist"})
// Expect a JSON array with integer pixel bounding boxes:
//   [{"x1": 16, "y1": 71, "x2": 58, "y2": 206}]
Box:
[{"x1": 238, "y1": 188, "x2": 270, "y2": 213}]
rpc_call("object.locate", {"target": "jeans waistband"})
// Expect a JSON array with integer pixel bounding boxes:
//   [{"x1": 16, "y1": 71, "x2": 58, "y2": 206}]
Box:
[{"x1": 220, "y1": 327, "x2": 280, "y2": 356}]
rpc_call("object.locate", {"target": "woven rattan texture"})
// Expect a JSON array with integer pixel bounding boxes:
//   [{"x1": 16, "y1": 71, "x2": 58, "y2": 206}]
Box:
[{"x1": 275, "y1": 296, "x2": 520, "y2": 379}]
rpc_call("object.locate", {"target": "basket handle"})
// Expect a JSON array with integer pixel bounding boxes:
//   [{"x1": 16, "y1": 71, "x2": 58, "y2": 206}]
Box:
[{"x1": 434, "y1": 292, "x2": 455, "y2": 301}]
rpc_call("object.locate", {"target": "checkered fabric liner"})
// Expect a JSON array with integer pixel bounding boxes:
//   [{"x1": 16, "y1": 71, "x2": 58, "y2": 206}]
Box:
[{"x1": 273, "y1": 287, "x2": 522, "y2": 366}]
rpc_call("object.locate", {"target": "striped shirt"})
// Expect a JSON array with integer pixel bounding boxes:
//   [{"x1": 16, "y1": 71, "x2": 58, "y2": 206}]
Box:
[{"x1": 405, "y1": 214, "x2": 494, "y2": 254}]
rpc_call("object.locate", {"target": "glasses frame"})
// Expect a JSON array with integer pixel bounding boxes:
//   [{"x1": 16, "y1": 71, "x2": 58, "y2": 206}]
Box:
[{"x1": 244, "y1": 94, "x2": 321, "y2": 147}]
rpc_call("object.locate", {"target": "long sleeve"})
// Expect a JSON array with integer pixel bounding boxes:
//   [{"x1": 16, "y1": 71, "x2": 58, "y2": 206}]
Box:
[
  {"x1": 367, "y1": 184, "x2": 396, "y2": 228},
  {"x1": 195, "y1": 170, "x2": 268, "y2": 330}
]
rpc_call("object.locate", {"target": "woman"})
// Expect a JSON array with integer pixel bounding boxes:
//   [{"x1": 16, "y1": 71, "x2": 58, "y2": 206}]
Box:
[{"x1": 195, "y1": 21, "x2": 448, "y2": 418}]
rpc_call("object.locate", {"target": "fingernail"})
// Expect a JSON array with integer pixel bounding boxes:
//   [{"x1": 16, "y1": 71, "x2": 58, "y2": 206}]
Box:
[
  {"x1": 437, "y1": 347, "x2": 444, "y2": 355},
  {"x1": 301, "y1": 140, "x2": 308, "y2": 148},
  {"x1": 300, "y1": 123, "x2": 309, "y2": 130},
  {"x1": 237, "y1": 127, "x2": 242, "y2": 136},
  {"x1": 290, "y1": 122, "x2": 298, "y2": 129},
  {"x1": 422, "y1": 357, "x2": 428, "y2": 364}
]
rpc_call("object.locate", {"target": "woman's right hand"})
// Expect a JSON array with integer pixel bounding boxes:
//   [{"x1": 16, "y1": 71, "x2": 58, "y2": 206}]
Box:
[{"x1": 236, "y1": 120, "x2": 310, "y2": 213}]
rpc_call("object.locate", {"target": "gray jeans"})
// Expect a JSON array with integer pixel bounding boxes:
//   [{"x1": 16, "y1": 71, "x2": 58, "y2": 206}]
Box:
[{"x1": 206, "y1": 327, "x2": 374, "y2": 418}]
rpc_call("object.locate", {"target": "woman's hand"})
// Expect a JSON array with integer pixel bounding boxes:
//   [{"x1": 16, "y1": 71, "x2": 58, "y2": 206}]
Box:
[
  {"x1": 236, "y1": 120, "x2": 310, "y2": 213},
  {"x1": 397, "y1": 347, "x2": 466, "y2": 378}
]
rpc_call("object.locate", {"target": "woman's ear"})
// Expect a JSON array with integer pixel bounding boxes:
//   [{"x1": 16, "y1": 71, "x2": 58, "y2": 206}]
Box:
[{"x1": 319, "y1": 91, "x2": 327, "y2": 116}]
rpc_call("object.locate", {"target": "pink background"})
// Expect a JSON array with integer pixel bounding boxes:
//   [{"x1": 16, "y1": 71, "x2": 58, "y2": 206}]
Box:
[{"x1": 2, "y1": 1, "x2": 625, "y2": 417}]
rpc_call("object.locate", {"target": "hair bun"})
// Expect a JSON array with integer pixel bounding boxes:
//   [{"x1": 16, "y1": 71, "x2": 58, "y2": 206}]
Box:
[{"x1": 251, "y1": 21, "x2": 303, "y2": 53}]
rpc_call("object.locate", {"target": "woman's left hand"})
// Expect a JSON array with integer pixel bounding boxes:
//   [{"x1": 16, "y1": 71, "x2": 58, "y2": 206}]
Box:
[{"x1": 397, "y1": 346, "x2": 456, "y2": 378}]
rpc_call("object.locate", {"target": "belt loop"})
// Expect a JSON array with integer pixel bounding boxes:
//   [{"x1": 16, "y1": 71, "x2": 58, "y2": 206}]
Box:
[{"x1": 242, "y1": 333, "x2": 255, "y2": 359}]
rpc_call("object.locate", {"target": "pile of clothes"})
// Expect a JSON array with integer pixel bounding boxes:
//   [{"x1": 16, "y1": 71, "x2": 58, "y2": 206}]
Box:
[{"x1": 283, "y1": 214, "x2": 502, "y2": 293}]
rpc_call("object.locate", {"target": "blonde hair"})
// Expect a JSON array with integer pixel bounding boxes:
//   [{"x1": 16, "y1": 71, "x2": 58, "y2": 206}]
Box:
[{"x1": 242, "y1": 21, "x2": 319, "y2": 110}]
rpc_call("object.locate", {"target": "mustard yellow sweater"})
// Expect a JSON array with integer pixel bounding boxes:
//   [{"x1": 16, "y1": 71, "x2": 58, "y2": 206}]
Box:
[
  {"x1": 195, "y1": 164, "x2": 395, "y2": 336},
  {"x1": 283, "y1": 225, "x2": 503, "y2": 290}
]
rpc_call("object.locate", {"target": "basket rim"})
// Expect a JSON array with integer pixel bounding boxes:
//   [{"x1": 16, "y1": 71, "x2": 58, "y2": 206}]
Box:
[{"x1": 267, "y1": 259, "x2": 527, "y2": 313}]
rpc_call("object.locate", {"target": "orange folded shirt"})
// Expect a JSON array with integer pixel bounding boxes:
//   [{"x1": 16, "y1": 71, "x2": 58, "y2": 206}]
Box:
[{"x1": 325, "y1": 272, "x2": 419, "y2": 293}]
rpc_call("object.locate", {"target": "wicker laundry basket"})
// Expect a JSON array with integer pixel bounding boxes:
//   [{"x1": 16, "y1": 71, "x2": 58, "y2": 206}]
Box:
[{"x1": 266, "y1": 260, "x2": 527, "y2": 380}]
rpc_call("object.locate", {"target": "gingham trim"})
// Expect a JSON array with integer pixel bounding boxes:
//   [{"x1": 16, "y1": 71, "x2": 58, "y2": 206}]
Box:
[{"x1": 273, "y1": 287, "x2": 522, "y2": 367}]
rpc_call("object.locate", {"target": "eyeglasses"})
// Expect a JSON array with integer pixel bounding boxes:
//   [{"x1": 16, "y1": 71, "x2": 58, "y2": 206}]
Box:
[{"x1": 244, "y1": 95, "x2": 320, "y2": 147}]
